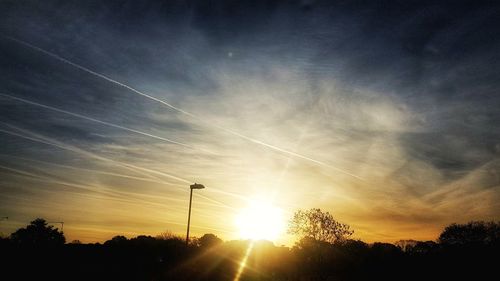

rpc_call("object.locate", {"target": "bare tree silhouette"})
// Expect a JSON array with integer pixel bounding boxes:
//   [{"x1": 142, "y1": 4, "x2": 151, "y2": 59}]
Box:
[{"x1": 289, "y1": 208, "x2": 353, "y2": 244}]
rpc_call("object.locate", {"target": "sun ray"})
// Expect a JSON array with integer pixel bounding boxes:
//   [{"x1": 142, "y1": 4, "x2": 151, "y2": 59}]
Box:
[{"x1": 233, "y1": 241, "x2": 254, "y2": 281}]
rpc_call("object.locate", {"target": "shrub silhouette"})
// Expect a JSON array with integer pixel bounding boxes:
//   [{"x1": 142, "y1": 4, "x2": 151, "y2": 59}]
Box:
[{"x1": 198, "y1": 233, "x2": 223, "y2": 248}]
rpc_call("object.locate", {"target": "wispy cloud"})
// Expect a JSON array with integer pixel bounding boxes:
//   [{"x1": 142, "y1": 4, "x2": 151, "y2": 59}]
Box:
[{"x1": 0, "y1": 0, "x2": 499, "y2": 243}]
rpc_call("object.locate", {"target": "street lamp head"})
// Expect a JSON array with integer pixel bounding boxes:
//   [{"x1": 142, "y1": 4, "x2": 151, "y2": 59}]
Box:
[{"x1": 190, "y1": 183, "x2": 205, "y2": 190}]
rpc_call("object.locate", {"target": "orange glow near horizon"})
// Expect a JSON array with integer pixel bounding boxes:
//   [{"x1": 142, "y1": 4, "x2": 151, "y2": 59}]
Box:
[{"x1": 1, "y1": 18, "x2": 498, "y2": 247}]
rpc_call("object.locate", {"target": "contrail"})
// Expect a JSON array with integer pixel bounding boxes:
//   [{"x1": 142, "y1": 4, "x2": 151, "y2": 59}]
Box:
[
  {"x1": 0, "y1": 92, "x2": 214, "y2": 155},
  {"x1": 3, "y1": 36, "x2": 196, "y2": 116},
  {"x1": 0, "y1": 125, "x2": 238, "y2": 208},
  {"x1": 0, "y1": 163, "x2": 230, "y2": 212},
  {"x1": 0, "y1": 163, "x2": 148, "y2": 205},
  {"x1": 0, "y1": 94, "x2": 248, "y2": 201},
  {"x1": 0, "y1": 124, "x2": 191, "y2": 184},
  {"x1": 0, "y1": 163, "x2": 146, "y2": 203},
  {"x1": 4, "y1": 36, "x2": 363, "y2": 180},
  {"x1": 0, "y1": 164, "x2": 45, "y2": 179},
  {"x1": 0, "y1": 153, "x2": 176, "y2": 185}
]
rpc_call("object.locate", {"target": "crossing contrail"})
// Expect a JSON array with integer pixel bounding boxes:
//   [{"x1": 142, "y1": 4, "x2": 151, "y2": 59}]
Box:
[
  {"x1": 0, "y1": 163, "x2": 155, "y2": 206},
  {"x1": 5, "y1": 151, "x2": 248, "y2": 202},
  {"x1": 4, "y1": 36, "x2": 363, "y2": 180},
  {"x1": 0, "y1": 153, "x2": 178, "y2": 185},
  {"x1": 0, "y1": 125, "x2": 239, "y2": 208},
  {"x1": 0, "y1": 93, "x2": 214, "y2": 155},
  {"x1": 0, "y1": 163, "x2": 232, "y2": 212},
  {"x1": 0, "y1": 124, "x2": 192, "y2": 184}
]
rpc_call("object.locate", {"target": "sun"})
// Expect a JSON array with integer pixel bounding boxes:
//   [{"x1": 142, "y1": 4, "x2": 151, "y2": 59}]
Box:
[{"x1": 235, "y1": 198, "x2": 285, "y2": 241}]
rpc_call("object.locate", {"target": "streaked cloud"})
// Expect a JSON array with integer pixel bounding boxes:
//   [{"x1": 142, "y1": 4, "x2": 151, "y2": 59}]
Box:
[{"x1": 1, "y1": 0, "x2": 499, "y2": 244}]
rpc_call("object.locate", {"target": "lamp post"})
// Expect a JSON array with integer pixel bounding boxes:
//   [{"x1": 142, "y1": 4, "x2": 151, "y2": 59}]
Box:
[{"x1": 186, "y1": 183, "x2": 205, "y2": 245}]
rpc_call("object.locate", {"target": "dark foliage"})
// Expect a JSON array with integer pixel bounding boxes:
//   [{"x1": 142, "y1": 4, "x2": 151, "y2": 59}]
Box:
[
  {"x1": 1, "y1": 219, "x2": 499, "y2": 281},
  {"x1": 10, "y1": 218, "x2": 65, "y2": 248},
  {"x1": 439, "y1": 221, "x2": 500, "y2": 246},
  {"x1": 197, "y1": 233, "x2": 223, "y2": 248}
]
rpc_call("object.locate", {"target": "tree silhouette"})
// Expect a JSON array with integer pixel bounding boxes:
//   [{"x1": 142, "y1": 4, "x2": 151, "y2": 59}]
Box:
[
  {"x1": 10, "y1": 218, "x2": 65, "y2": 247},
  {"x1": 289, "y1": 208, "x2": 353, "y2": 244},
  {"x1": 438, "y1": 221, "x2": 500, "y2": 246},
  {"x1": 1, "y1": 223, "x2": 499, "y2": 281}
]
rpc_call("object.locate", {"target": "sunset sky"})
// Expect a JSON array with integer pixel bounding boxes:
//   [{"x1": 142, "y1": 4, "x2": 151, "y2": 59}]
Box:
[{"x1": 1, "y1": 0, "x2": 499, "y2": 245}]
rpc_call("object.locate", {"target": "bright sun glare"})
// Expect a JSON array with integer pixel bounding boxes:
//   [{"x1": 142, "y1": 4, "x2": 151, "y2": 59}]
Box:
[{"x1": 235, "y1": 198, "x2": 285, "y2": 241}]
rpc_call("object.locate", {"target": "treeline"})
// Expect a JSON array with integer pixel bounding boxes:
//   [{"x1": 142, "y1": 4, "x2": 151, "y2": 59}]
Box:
[{"x1": 1, "y1": 218, "x2": 499, "y2": 281}]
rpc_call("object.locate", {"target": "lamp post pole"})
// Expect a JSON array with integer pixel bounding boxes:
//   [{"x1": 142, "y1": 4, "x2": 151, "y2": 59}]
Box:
[{"x1": 186, "y1": 183, "x2": 205, "y2": 245}]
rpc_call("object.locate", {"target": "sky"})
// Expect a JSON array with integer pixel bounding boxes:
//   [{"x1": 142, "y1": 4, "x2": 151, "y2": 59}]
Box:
[{"x1": 0, "y1": 0, "x2": 499, "y2": 245}]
